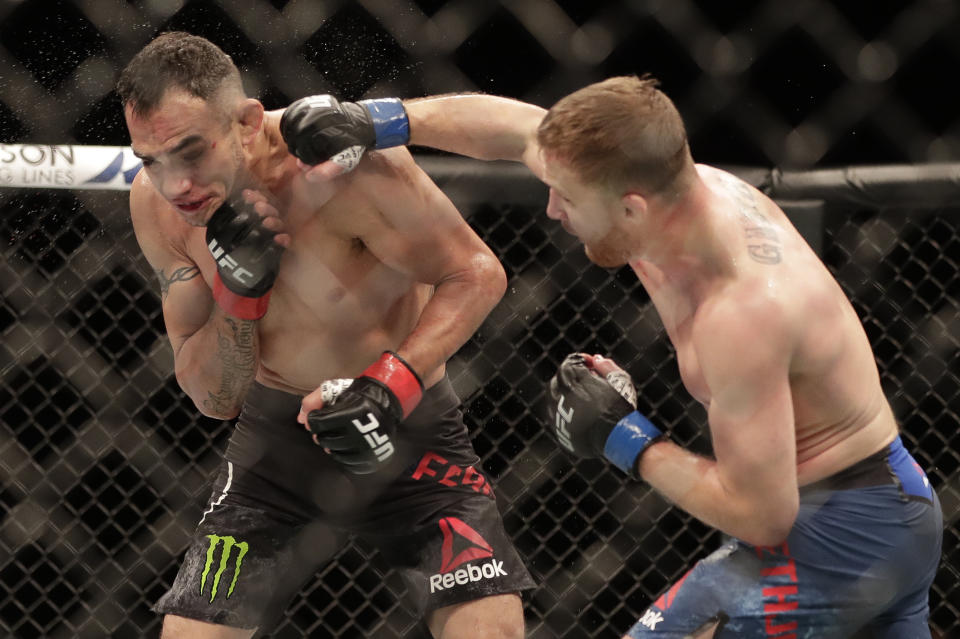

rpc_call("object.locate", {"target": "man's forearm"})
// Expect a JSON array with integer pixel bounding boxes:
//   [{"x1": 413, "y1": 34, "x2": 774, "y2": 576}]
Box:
[
  {"x1": 174, "y1": 310, "x2": 259, "y2": 419},
  {"x1": 396, "y1": 255, "x2": 506, "y2": 381},
  {"x1": 637, "y1": 441, "x2": 797, "y2": 546},
  {"x1": 404, "y1": 95, "x2": 546, "y2": 164}
]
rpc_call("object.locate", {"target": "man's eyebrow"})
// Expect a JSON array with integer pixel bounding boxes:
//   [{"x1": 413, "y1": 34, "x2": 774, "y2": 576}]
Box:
[{"x1": 131, "y1": 135, "x2": 205, "y2": 161}]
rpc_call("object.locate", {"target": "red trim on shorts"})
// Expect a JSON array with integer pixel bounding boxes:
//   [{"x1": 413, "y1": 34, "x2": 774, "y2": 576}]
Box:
[
  {"x1": 654, "y1": 567, "x2": 694, "y2": 610},
  {"x1": 212, "y1": 273, "x2": 271, "y2": 320}
]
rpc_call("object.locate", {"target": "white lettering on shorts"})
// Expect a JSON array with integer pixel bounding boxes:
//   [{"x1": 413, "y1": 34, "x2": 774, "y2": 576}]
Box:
[
  {"x1": 638, "y1": 609, "x2": 664, "y2": 630},
  {"x1": 428, "y1": 559, "x2": 508, "y2": 593}
]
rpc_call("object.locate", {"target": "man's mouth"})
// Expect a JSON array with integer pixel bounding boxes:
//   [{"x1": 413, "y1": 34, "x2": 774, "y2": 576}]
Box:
[{"x1": 176, "y1": 196, "x2": 210, "y2": 212}]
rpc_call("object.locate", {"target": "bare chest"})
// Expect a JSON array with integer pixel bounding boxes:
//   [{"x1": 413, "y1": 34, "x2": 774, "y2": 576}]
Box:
[
  {"x1": 182, "y1": 198, "x2": 425, "y2": 389},
  {"x1": 632, "y1": 262, "x2": 711, "y2": 404},
  {"x1": 672, "y1": 319, "x2": 711, "y2": 405}
]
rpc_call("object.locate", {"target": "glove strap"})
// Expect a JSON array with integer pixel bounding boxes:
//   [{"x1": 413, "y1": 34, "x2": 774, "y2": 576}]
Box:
[
  {"x1": 362, "y1": 351, "x2": 424, "y2": 418},
  {"x1": 212, "y1": 272, "x2": 271, "y2": 320},
  {"x1": 359, "y1": 98, "x2": 410, "y2": 149},
  {"x1": 603, "y1": 411, "x2": 663, "y2": 478}
]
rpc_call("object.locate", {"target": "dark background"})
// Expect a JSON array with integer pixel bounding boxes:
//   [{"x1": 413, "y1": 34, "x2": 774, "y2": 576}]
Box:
[{"x1": 0, "y1": 1, "x2": 958, "y2": 638}]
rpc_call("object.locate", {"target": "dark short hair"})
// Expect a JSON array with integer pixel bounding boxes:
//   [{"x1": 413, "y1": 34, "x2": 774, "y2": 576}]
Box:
[{"x1": 117, "y1": 32, "x2": 243, "y2": 117}]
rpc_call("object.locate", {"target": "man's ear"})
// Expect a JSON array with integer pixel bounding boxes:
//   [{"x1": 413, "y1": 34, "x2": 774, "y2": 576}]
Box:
[
  {"x1": 237, "y1": 99, "x2": 265, "y2": 145},
  {"x1": 622, "y1": 192, "x2": 647, "y2": 219}
]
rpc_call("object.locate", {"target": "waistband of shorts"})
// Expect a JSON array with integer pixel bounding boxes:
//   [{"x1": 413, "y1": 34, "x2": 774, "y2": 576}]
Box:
[
  {"x1": 241, "y1": 375, "x2": 459, "y2": 426},
  {"x1": 799, "y1": 435, "x2": 933, "y2": 503}
]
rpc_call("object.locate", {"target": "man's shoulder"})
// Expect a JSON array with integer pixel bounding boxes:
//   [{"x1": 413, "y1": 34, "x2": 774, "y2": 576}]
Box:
[
  {"x1": 695, "y1": 283, "x2": 794, "y2": 349},
  {"x1": 128, "y1": 172, "x2": 196, "y2": 260},
  {"x1": 129, "y1": 170, "x2": 170, "y2": 222}
]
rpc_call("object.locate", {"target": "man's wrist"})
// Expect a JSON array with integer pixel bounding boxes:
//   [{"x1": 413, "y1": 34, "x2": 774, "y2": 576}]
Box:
[
  {"x1": 358, "y1": 98, "x2": 409, "y2": 148},
  {"x1": 212, "y1": 272, "x2": 271, "y2": 320},
  {"x1": 361, "y1": 351, "x2": 423, "y2": 418},
  {"x1": 603, "y1": 411, "x2": 663, "y2": 478}
]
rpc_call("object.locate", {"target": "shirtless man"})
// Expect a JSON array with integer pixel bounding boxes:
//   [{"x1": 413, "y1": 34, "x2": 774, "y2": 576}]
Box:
[
  {"x1": 117, "y1": 32, "x2": 533, "y2": 638},
  {"x1": 285, "y1": 76, "x2": 944, "y2": 638}
]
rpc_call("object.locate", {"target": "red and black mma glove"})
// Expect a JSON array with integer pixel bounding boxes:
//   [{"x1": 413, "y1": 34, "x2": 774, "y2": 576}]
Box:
[
  {"x1": 280, "y1": 94, "x2": 409, "y2": 168},
  {"x1": 306, "y1": 351, "x2": 424, "y2": 475},
  {"x1": 547, "y1": 353, "x2": 663, "y2": 478},
  {"x1": 206, "y1": 199, "x2": 284, "y2": 320}
]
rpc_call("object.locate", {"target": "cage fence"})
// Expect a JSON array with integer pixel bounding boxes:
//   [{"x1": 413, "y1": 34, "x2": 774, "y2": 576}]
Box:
[
  {"x1": 1, "y1": 161, "x2": 958, "y2": 638},
  {"x1": 0, "y1": 0, "x2": 959, "y2": 638}
]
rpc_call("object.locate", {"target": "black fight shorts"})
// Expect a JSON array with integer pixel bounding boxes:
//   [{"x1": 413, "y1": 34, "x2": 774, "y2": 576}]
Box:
[{"x1": 154, "y1": 378, "x2": 535, "y2": 631}]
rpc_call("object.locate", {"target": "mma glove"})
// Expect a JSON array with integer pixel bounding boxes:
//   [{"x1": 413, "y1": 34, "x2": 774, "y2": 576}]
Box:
[
  {"x1": 306, "y1": 351, "x2": 424, "y2": 475},
  {"x1": 206, "y1": 198, "x2": 284, "y2": 320},
  {"x1": 548, "y1": 353, "x2": 663, "y2": 478},
  {"x1": 280, "y1": 94, "x2": 409, "y2": 169}
]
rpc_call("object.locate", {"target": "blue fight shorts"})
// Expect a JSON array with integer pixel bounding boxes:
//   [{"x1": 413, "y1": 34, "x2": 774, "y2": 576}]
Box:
[{"x1": 626, "y1": 436, "x2": 942, "y2": 639}]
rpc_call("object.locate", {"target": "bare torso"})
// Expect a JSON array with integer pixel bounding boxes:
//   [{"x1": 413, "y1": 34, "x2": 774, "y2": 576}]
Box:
[
  {"x1": 181, "y1": 183, "x2": 436, "y2": 394},
  {"x1": 631, "y1": 165, "x2": 897, "y2": 485},
  {"x1": 144, "y1": 123, "x2": 440, "y2": 396}
]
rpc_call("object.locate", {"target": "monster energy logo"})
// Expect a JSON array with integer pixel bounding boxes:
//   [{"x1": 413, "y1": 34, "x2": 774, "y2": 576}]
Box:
[{"x1": 200, "y1": 534, "x2": 249, "y2": 602}]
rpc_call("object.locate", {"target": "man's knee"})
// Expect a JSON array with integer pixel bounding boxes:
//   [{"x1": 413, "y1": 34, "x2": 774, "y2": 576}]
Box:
[
  {"x1": 426, "y1": 593, "x2": 525, "y2": 639},
  {"x1": 160, "y1": 614, "x2": 256, "y2": 639}
]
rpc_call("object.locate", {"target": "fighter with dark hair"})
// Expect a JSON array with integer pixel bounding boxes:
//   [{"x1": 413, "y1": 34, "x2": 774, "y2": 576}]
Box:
[{"x1": 118, "y1": 31, "x2": 534, "y2": 638}]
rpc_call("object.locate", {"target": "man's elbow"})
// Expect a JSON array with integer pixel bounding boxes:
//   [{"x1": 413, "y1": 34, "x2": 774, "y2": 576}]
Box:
[
  {"x1": 174, "y1": 369, "x2": 242, "y2": 420},
  {"x1": 470, "y1": 253, "x2": 508, "y2": 310},
  {"x1": 194, "y1": 399, "x2": 241, "y2": 421},
  {"x1": 742, "y1": 502, "x2": 798, "y2": 547}
]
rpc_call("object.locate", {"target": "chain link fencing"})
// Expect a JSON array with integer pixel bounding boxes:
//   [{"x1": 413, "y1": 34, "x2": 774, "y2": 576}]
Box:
[{"x1": 0, "y1": 1, "x2": 958, "y2": 637}]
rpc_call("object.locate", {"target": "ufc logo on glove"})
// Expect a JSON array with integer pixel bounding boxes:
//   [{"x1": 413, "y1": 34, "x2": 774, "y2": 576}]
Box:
[
  {"x1": 352, "y1": 413, "x2": 395, "y2": 462},
  {"x1": 554, "y1": 396, "x2": 575, "y2": 452},
  {"x1": 208, "y1": 239, "x2": 255, "y2": 285}
]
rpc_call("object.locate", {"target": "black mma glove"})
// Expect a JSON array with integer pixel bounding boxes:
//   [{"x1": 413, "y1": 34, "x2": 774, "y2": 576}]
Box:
[
  {"x1": 548, "y1": 353, "x2": 663, "y2": 478},
  {"x1": 206, "y1": 197, "x2": 284, "y2": 320},
  {"x1": 280, "y1": 95, "x2": 409, "y2": 168},
  {"x1": 306, "y1": 351, "x2": 424, "y2": 474}
]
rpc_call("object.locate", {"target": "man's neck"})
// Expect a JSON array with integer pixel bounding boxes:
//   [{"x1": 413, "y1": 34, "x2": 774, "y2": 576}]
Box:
[
  {"x1": 633, "y1": 174, "x2": 737, "y2": 302},
  {"x1": 243, "y1": 112, "x2": 295, "y2": 193}
]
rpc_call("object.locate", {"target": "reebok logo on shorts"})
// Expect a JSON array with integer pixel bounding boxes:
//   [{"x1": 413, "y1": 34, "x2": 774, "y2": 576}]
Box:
[
  {"x1": 429, "y1": 517, "x2": 508, "y2": 593},
  {"x1": 200, "y1": 534, "x2": 249, "y2": 602}
]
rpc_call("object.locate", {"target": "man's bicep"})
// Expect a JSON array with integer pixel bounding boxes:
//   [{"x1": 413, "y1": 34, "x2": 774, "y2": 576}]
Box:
[
  {"x1": 156, "y1": 262, "x2": 213, "y2": 349},
  {"x1": 708, "y1": 375, "x2": 796, "y2": 489},
  {"x1": 358, "y1": 149, "x2": 498, "y2": 282},
  {"x1": 697, "y1": 309, "x2": 798, "y2": 501},
  {"x1": 130, "y1": 187, "x2": 213, "y2": 354}
]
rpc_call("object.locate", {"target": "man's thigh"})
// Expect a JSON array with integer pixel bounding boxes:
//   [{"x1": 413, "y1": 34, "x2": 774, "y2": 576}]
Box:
[
  {"x1": 623, "y1": 537, "x2": 869, "y2": 639},
  {"x1": 160, "y1": 614, "x2": 256, "y2": 639},
  {"x1": 427, "y1": 593, "x2": 524, "y2": 639},
  {"x1": 363, "y1": 451, "x2": 537, "y2": 618},
  {"x1": 154, "y1": 463, "x2": 343, "y2": 632},
  {"x1": 624, "y1": 489, "x2": 941, "y2": 639}
]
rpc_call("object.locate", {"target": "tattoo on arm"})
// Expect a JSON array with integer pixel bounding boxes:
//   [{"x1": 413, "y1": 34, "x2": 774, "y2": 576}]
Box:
[
  {"x1": 155, "y1": 265, "x2": 201, "y2": 299},
  {"x1": 202, "y1": 317, "x2": 258, "y2": 415}
]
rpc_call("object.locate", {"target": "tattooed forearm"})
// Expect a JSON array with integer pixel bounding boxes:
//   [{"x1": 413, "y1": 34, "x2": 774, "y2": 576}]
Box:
[
  {"x1": 155, "y1": 265, "x2": 201, "y2": 299},
  {"x1": 202, "y1": 317, "x2": 258, "y2": 415},
  {"x1": 724, "y1": 174, "x2": 783, "y2": 265}
]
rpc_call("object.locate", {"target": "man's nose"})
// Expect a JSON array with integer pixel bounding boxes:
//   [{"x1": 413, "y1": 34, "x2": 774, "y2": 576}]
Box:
[{"x1": 162, "y1": 170, "x2": 192, "y2": 199}]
